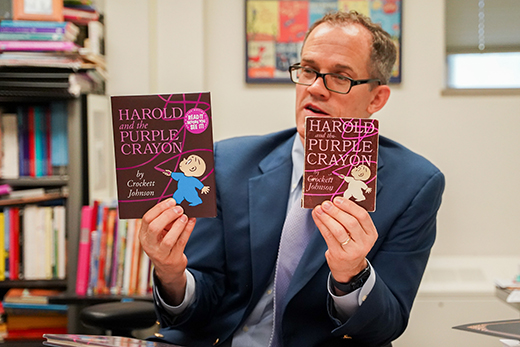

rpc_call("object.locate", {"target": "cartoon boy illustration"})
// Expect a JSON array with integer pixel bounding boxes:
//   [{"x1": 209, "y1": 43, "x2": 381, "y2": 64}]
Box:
[
  {"x1": 338, "y1": 164, "x2": 373, "y2": 202},
  {"x1": 163, "y1": 154, "x2": 210, "y2": 206}
]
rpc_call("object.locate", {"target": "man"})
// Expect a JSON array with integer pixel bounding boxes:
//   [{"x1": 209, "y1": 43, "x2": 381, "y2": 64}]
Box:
[{"x1": 140, "y1": 11, "x2": 445, "y2": 347}]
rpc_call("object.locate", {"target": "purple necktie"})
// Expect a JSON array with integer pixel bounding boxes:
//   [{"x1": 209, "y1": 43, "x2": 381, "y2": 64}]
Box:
[{"x1": 270, "y1": 202, "x2": 314, "y2": 347}]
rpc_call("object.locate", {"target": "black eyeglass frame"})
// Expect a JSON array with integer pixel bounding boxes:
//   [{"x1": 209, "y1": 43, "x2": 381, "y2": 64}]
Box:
[{"x1": 288, "y1": 63, "x2": 381, "y2": 94}]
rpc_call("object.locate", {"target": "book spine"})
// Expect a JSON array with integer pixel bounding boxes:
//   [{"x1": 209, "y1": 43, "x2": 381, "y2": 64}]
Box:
[
  {"x1": 0, "y1": 32, "x2": 68, "y2": 41},
  {"x1": 76, "y1": 206, "x2": 92, "y2": 295},
  {"x1": 112, "y1": 217, "x2": 126, "y2": 295},
  {"x1": 33, "y1": 106, "x2": 44, "y2": 177},
  {"x1": 4, "y1": 207, "x2": 10, "y2": 279},
  {"x1": 54, "y1": 206, "x2": 66, "y2": 279},
  {"x1": 8, "y1": 207, "x2": 19, "y2": 280},
  {"x1": 1, "y1": 113, "x2": 20, "y2": 179},
  {"x1": 50, "y1": 102, "x2": 68, "y2": 175},
  {"x1": 0, "y1": 212, "x2": 5, "y2": 281},
  {"x1": 0, "y1": 40, "x2": 78, "y2": 52},
  {"x1": 0, "y1": 26, "x2": 66, "y2": 34},
  {"x1": 0, "y1": 20, "x2": 68, "y2": 29},
  {"x1": 27, "y1": 107, "x2": 35, "y2": 177}
]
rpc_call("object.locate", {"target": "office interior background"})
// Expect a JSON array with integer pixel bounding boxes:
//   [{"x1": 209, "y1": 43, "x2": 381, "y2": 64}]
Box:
[{"x1": 94, "y1": 1, "x2": 520, "y2": 346}]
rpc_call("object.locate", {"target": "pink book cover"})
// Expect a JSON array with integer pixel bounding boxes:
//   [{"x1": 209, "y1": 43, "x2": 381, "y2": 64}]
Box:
[
  {"x1": 0, "y1": 40, "x2": 78, "y2": 52},
  {"x1": 303, "y1": 117, "x2": 379, "y2": 212},
  {"x1": 76, "y1": 206, "x2": 93, "y2": 296},
  {"x1": 111, "y1": 92, "x2": 216, "y2": 219}
]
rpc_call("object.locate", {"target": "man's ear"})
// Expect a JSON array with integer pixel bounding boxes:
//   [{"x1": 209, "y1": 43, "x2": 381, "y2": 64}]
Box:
[{"x1": 367, "y1": 85, "x2": 391, "y2": 114}]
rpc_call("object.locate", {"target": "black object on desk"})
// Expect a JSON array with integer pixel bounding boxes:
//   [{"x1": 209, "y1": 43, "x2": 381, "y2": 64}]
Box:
[
  {"x1": 453, "y1": 319, "x2": 520, "y2": 340},
  {"x1": 80, "y1": 301, "x2": 157, "y2": 337}
]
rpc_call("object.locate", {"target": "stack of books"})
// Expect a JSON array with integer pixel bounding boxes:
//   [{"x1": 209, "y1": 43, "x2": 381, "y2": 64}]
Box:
[
  {"x1": 0, "y1": 0, "x2": 106, "y2": 98},
  {"x1": 2, "y1": 288, "x2": 67, "y2": 341}
]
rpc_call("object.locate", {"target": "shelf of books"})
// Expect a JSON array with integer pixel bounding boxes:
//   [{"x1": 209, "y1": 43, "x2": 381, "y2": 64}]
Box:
[
  {"x1": 75, "y1": 202, "x2": 152, "y2": 299},
  {"x1": 0, "y1": 0, "x2": 106, "y2": 343}
]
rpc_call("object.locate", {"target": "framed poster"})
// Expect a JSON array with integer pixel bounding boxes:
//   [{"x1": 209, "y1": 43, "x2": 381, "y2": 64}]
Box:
[
  {"x1": 245, "y1": 0, "x2": 402, "y2": 84},
  {"x1": 13, "y1": 0, "x2": 63, "y2": 22}
]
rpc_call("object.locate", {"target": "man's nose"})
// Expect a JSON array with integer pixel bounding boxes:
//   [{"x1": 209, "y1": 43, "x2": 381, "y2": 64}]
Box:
[{"x1": 307, "y1": 75, "x2": 330, "y2": 96}]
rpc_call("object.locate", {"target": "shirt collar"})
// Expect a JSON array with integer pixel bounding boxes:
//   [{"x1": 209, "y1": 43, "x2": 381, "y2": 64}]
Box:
[{"x1": 291, "y1": 134, "x2": 304, "y2": 193}]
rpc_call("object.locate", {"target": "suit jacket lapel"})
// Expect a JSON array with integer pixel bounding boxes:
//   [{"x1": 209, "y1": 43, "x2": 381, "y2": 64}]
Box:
[{"x1": 249, "y1": 134, "x2": 295, "y2": 295}]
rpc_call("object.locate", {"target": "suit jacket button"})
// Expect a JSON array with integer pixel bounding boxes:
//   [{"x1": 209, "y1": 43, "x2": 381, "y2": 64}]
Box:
[
  {"x1": 154, "y1": 333, "x2": 164, "y2": 338},
  {"x1": 342, "y1": 334, "x2": 352, "y2": 339},
  {"x1": 213, "y1": 338, "x2": 220, "y2": 345}
]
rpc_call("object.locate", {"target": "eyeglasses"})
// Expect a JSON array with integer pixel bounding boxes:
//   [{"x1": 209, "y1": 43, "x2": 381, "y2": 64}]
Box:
[{"x1": 289, "y1": 63, "x2": 381, "y2": 94}]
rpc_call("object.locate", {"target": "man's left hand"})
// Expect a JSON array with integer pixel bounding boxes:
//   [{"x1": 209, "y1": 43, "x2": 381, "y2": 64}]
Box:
[{"x1": 312, "y1": 197, "x2": 377, "y2": 284}]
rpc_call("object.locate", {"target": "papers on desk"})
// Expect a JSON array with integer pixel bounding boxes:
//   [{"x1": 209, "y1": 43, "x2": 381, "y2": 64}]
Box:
[
  {"x1": 495, "y1": 279, "x2": 520, "y2": 303},
  {"x1": 501, "y1": 339, "x2": 520, "y2": 347}
]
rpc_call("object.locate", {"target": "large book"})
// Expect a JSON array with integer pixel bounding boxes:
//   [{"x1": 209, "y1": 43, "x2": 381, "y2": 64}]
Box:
[
  {"x1": 110, "y1": 92, "x2": 217, "y2": 219},
  {"x1": 302, "y1": 117, "x2": 379, "y2": 211},
  {"x1": 453, "y1": 319, "x2": 520, "y2": 340},
  {"x1": 43, "y1": 334, "x2": 183, "y2": 347}
]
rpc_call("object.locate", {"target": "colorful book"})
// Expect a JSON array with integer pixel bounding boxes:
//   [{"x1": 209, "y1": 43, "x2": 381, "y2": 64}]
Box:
[
  {"x1": 303, "y1": 117, "x2": 379, "y2": 211},
  {"x1": 43, "y1": 334, "x2": 183, "y2": 347},
  {"x1": 8, "y1": 207, "x2": 19, "y2": 280},
  {"x1": 0, "y1": 20, "x2": 73, "y2": 30},
  {"x1": 0, "y1": 40, "x2": 78, "y2": 52},
  {"x1": 110, "y1": 92, "x2": 217, "y2": 219},
  {"x1": 76, "y1": 206, "x2": 93, "y2": 295},
  {"x1": 0, "y1": 32, "x2": 74, "y2": 42}
]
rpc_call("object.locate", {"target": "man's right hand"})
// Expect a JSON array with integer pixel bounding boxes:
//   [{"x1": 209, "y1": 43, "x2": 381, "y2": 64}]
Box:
[{"x1": 139, "y1": 198, "x2": 196, "y2": 306}]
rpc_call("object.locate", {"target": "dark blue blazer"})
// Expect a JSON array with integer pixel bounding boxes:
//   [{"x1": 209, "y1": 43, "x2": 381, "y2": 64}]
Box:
[{"x1": 153, "y1": 128, "x2": 445, "y2": 347}]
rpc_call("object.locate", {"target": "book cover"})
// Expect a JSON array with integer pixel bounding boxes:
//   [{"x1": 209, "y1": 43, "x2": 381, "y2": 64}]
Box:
[
  {"x1": 453, "y1": 319, "x2": 520, "y2": 340},
  {"x1": 303, "y1": 117, "x2": 379, "y2": 211},
  {"x1": 111, "y1": 92, "x2": 217, "y2": 219},
  {"x1": 43, "y1": 334, "x2": 183, "y2": 347}
]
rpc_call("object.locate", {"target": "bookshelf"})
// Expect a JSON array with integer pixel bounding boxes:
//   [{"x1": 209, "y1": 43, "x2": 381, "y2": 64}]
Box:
[
  {"x1": 0, "y1": 2, "x2": 107, "y2": 341},
  {"x1": 0, "y1": 95, "x2": 89, "y2": 338}
]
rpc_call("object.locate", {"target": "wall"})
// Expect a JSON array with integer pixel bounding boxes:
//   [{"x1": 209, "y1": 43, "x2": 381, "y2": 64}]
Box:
[{"x1": 105, "y1": 0, "x2": 520, "y2": 257}]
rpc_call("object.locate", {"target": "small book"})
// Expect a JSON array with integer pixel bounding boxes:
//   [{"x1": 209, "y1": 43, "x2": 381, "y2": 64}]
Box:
[
  {"x1": 111, "y1": 92, "x2": 217, "y2": 219},
  {"x1": 302, "y1": 117, "x2": 379, "y2": 211},
  {"x1": 453, "y1": 319, "x2": 520, "y2": 340},
  {"x1": 43, "y1": 334, "x2": 183, "y2": 347}
]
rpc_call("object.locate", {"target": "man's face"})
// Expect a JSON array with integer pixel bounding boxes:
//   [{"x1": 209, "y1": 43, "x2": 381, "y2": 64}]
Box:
[{"x1": 295, "y1": 23, "x2": 380, "y2": 143}]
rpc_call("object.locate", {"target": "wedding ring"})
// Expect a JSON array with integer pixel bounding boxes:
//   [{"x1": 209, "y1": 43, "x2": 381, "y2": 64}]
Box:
[{"x1": 341, "y1": 237, "x2": 351, "y2": 246}]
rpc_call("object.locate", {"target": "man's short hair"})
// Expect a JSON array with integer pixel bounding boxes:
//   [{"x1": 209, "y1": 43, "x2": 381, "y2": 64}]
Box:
[{"x1": 303, "y1": 11, "x2": 397, "y2": 85}]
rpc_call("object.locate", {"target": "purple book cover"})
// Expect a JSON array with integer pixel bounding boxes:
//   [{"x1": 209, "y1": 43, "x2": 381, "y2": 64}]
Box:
[
  {"x1": 303, "y1": 117, "x2": 379, "y2": 212},
  {"x1": 111, "y1": 92, "x2": 216, "y2": 219}
]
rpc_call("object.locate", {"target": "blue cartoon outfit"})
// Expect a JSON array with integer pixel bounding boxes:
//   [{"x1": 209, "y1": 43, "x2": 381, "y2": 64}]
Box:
[{"x1": 170, "y1": 172, "x2": 204, "y2": 206}]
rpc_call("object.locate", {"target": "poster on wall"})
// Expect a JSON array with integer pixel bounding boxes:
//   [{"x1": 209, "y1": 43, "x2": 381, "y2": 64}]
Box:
[{"x1": 245, "y1": 0, "x2": 402, "y2": 84}]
